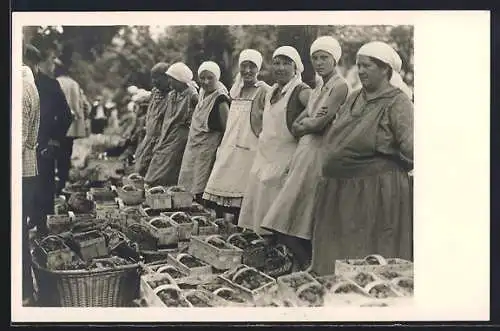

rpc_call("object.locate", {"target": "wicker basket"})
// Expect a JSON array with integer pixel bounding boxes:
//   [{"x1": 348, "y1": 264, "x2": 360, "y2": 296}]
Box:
[
  {"x1": 167, "y1": 253, "x2": 212, "y2": 277},
  {"x1": 116, "y1": 185, "x2": 145, "y2": 206},
  {"x1": 255, "y1": 244, "x2": 293, "y2": 278},
  {"x1": 151, "y1": 284, "x2": 193, "y2": 307},
  {"x1": 345, "y1": 271, "x2": 403, "y2": 299},
  {"x1": 88, "y1": 187, "x2": 117, "y2": 203},
  {"x1": 122, "y1": 173, "x2": 145, "y2": 190},
  {"x1": 145, "y1": 186, "x2": 173, "y2": 210},
  {"x1": 124, "y1": 222, "x2": 159, "y2": 251},
  {"x1": 188, "y1": 235, "x2": 243, "y2": 270},
  {"x1": 219, "y1": 265, "x2": 277, "y2": 304},
  {"x1": 213, "y1": 218, "x2": 240, "y2": 239},
  {"x1": 140, "y1": 272, "x2": 178, "y2": 306},
  {"x1": 142, "y1": 216, "x2": 179, "y2": 246},
  {"x1": 166, "y1": 186, "x2": 193, "y2": 209},
  {"x1": 32, "y1": 259, "x2": 140, "y2": 307}
]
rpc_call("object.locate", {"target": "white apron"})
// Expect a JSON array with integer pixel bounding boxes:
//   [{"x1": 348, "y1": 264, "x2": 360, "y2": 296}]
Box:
[
  {"x1": 238, "y1": 79, "x2": 301, "y2": 235},
  {"x1": 204, "y1": 87, "x2": 261, "y2": 198}
]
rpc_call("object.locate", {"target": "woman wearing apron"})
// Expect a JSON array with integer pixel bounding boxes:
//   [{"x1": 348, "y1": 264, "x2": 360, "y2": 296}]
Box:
[
  {"x1": 145, "y1": 62, "x2": 199, "y2": 187},
  {"x1": 178, "y1": 61, "x2": 231, "y2": 204},
  {"x1": 238, "y1": 46, "x2": 311, "y2": 239},
  {"x1": 261, "y1": 37, "x2": 350, "y2": 271},
  {"x1": 203, "y1": 49, "x2": 271, "y2": 222},
  {"x1": 310, "y1": 41, "x2": 414, "y2": 276}
]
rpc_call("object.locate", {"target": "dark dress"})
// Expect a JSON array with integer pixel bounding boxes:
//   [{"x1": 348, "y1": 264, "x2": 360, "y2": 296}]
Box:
[
  {"x1": 310, "y1": 86, "x2": 413, "y2": 276},
  {"x1": 33, "y1": 72, "x2": 72, "y2": 232}
]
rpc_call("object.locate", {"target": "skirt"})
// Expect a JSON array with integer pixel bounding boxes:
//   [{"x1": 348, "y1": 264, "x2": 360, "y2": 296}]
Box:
[{"x1": 310, "y1": 168, "x2": 413, "y2": 276}]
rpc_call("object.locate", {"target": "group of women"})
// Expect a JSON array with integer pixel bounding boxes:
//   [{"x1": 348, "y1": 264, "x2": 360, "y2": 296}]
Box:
[{"x1": 134, "y1": 36, "x2": 414, "y2": 276}]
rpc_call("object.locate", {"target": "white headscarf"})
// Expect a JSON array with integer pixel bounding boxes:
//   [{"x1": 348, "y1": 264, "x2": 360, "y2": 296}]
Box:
[
  {"x1": 22, "y1": 65, "x2": 35, "y2": 84},
  {"x1": 356, "y1": 41, "x2": 412, "y2": 99},
  {"x1": 166, "y1": 62, "x2": 198, "y2": 90},
  {"x1": 198, "y1": 61, "x2": 221, "y2": 81},
  {"x1": 198, "y1": 61, "x2": 228, "y2": 99},
  {"x1": 310, "y1": 36, "x2": 342, "y2": 64},
  {"x1": 272, "y1": 46, "x2": 304, "y2": 81},
  {"x1": 229, "y1": 49, "x2": 263, "y2": 99}
]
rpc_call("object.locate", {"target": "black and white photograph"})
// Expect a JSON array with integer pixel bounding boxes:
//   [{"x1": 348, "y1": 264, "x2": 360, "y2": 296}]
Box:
[{"x1": 11, "y1": 11, "x2": 489, "y2": 322}]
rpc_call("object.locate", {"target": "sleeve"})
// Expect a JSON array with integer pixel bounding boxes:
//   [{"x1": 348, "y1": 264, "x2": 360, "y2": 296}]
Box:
[
  {"x1": 22, "y1": 84, "x2": 31, "y2": 150},
  {"x1": 300, "y1": 82, "x2": 349, "y2": 135},
  {"x1": 54, "y1": 82, "x2": 73, "y2": 140},
  {"x1": 207, "y1": 94, "x2": 230, "y2": 132},
  {"x1": 388, "y1": 94, "x2": 414, "y2": 168}
]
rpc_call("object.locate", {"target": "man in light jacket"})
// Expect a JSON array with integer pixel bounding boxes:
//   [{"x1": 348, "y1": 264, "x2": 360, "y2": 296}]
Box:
[{"x1": 55, "y1": 62, "x2": 88, "y2": 194}]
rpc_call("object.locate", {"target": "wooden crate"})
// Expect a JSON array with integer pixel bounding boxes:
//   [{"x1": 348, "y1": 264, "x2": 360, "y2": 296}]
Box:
[
  {"x1": 219, "y1": 265, "x2": 276, "y2": 303},
  {"x1": 163, "y1": 211, "x2": 194, "y2": 241},
  {"x1": 277, "y1": 272, "x2": 325, "y2": 307},
  {"x1": 198, "y1": 280, "x2": 251, "y2": 307},
  {"x1": 166, "y1": 186, "x2": 193, "y2": 209},
  {"x1": 345, "y1": 271, "x2": 403, "y2": 299},
  {"x1": 151, "y1": 284, "x2": 192, "y2": 307},
  {"x1": 145, "y1": 186, "x2": 172, "y2": 210},
  {"x1": 335, "y1": 254, "x2": 413, "y2": 276},
  {"x1": 140, "y1": 272, "x2": 178, "y2": 306},
  {"x1": 72, "y1": 230, "x2": 108, "y2": 261},
  {"x1": 182, "y1": 289, "x2": 226, "y2": 307},
  {"x1": 188, "y1": 235, "x2": 243, "y2": 270},
  {"x1": 166, "y1": 253, "x2": 212, "y2": 277},
  {"x1": 118, "y1": 206, "x2": 147, "y2": 228},
  {"x1": 46, "y1": 214, "x2": 72, "y2": 234},
  {"x1": 191, "y1": 216, "x2": 219, "y2": 236},
  {"x1": 122, "y1": 173, "x2": 145, "y2": 190},
  {"x1": 33, "y1": 236, "x2": 74, "y2": 270},
  {"x1": 141, "y1": 216, "x2": 179, "y2": 246}
]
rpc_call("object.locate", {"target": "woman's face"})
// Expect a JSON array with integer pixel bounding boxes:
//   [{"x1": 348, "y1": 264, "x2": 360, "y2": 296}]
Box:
[
  {"x1": 39, "y1": 49, "x2": 58, "y2": 77},
  {"x1": 199, "y1": 70, "x2": 217, "y2": 92},
  {"x1": 311, "y1": 50, "x2": 336, "y2": 78},
  {"x1": 152, "y1": 72, "x2": 170, "y2": 92},
  {"x1": 272, "y1": 55, "x2": 296, "y2": 86},
  {"x1": 239, "y1": 61, "x2": 258, "y2": 85},
  {"x1": 169, "y1": 77, "x2": 186, "y2": 92},
  {"x1": 357, "y1": 55, "x2": 389, "y2": 91}
]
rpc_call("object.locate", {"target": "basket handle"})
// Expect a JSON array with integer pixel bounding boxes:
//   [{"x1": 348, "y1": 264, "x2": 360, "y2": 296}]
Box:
[
  {"x1": 176, "y1": 253, "x2": 191, "y2": 262},
  {"x1": 364, "y1": 280, "x2": 389, "y2": 291},
  {"x1": 58, "y1": 195, "x2": 66, "y2": 202},
  {"x1": 390, "y1": 276, "x2": 413, "y2": 286},
  {"x1": 330, "y1": 281, "x2": 359, "y2": 294},
  {"x1": 128, "y1": 173, "x2": 143, "y2": 181},
  {"x1": 213, "y1": 287, "x2": 236, "y2": 296},
  {"x1": 295, "y1": 282, "x2": 323, "y2": 297},
  {"x1": 227, "y1": 233, "x2": 244, "y2": 244},
  {"x1": 68, "y1": 211, "x2": 76, "y2": 221},
  {"x1": 147, "y1": 186, "x2": 166, "y2": 194},
  {"x1": 156, "y1": 265, "x2": 180, "y2": 274},
  {"x1": 170, "y1": 211, "x2": 188, "y2": 220},
  {"x1": 128, "y1": 222, "x2": 150, "y2": 232},
  {"x1": 231, "y1": 266, "x2": 254, "y2": 283},
  {"x1": 121, "y1": 184, "x2": 137, "y2": 192},
  {"x1": 204, "y1": 234, "x2": 225, "y2": 243},
  {"x1": 153, "y1": 283, "x2": 182, "y2": 296},
  {"x1": 364, "y1": 254, "x2": 388, "y2": 265},
  {"x1": 39, "y1": 234, "x2": 66, "y2": 246},
  {"x1": 149, "y1": 216, "x2": 168, "y2": 225}
]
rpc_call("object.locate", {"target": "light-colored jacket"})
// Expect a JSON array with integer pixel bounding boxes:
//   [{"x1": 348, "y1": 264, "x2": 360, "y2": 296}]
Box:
[{"x1": 57, "y1": 75, "x2": 87, "y2": 138}]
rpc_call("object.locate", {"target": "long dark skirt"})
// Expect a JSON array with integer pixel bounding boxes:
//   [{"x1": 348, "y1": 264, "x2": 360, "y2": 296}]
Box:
[{"x1": 310, "y1": 168, "x2": 413, "y2": 276}]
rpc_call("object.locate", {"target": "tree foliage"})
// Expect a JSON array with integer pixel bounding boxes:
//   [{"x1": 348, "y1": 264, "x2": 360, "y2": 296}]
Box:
[{"x1": 23, "y1": 24, "x2": 413, "y2": 101}]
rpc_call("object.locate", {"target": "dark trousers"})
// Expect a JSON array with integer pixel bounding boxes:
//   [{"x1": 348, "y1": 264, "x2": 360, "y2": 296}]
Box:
[
  {"x1": 34, "y1": 153, "x2": 56, "y2": 235},
  {"x1": 56, "y1": 137, "x2": 74, "y2": 194},
  {"x1": 22, "y1": 176, "x2": 37, "y2": 299}
]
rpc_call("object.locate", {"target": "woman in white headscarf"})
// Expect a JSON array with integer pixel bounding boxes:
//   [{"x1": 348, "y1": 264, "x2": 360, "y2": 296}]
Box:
[
  {"x1": 309, "y1": 41, "x2": 414, "y2": 276},
  {"x1": 145, "y1": 62, "x2": 199, "y2": 187},
  {"x1": 238, "y1": 46, "x2": 311, "y2": 238},
  {"x1": 260, "y1": 36, "x2": 350, "y2": 271},
  {"x1": 178, "y1": 61, "x2": 230, "y2": 201},
  {"x1": 202, "y1": 49, "x2": 272, "y2": 221}
]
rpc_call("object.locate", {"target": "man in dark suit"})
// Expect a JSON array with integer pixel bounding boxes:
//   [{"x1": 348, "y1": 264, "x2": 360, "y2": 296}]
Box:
[{"x1": 24, "y1": 44, "x2": 72, "y2": 235}]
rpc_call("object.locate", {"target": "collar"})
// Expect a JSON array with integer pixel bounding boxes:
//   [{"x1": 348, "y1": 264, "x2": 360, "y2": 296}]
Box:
[{"x1": 272, "y1": 75, "x2": 301, "y2": 97}]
